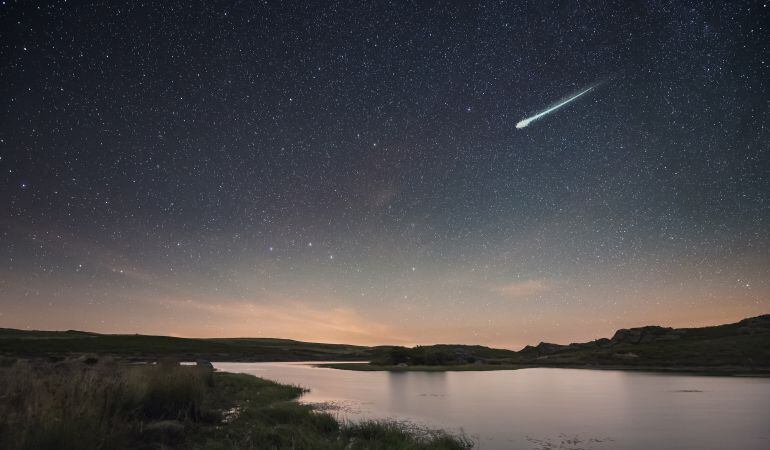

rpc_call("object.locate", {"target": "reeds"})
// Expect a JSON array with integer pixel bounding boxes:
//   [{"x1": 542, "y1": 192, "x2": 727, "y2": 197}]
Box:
[{"x1": 0, "y1": 358, "x2": 212, "y2": 449}]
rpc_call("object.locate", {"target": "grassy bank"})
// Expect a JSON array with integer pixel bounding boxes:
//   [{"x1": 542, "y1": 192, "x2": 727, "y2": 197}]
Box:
[{"x1": 0, "y1": 358, "x2": 472, "y2": 450}]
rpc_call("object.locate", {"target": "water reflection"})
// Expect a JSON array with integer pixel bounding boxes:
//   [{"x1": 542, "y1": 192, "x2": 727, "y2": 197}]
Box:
[{"x1": 389, "y1": 371, "x2": 447, "y2": 414}]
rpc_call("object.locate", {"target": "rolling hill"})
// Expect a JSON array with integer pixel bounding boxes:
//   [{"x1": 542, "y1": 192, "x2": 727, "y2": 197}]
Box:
[{"x1": 2, "y1": 315, "x2": 769, "y2": 374}]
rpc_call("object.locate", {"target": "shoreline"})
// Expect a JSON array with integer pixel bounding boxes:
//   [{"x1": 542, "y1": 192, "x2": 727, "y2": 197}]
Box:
[
  {"x1": 318, "y1": 362, "x2": 770, "y2": 377},
  {"x1": 0, "y1": 359, "x2": 472, "y2": 449}
]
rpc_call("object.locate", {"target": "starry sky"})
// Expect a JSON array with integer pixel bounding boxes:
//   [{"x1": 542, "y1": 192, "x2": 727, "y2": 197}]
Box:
[{"x1": 1, "y1": 1, "x2": 768, "y2": 348}]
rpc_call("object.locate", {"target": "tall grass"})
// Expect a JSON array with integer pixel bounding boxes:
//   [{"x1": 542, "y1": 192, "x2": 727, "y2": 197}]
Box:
[{"x1": 0, "y1": 358, "x2": 212, "y2": 449}]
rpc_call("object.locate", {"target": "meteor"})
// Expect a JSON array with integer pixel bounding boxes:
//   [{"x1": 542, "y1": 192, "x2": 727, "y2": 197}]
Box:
[{"x1": 516, "y1": 84, "x2": 598, "y2": 129}]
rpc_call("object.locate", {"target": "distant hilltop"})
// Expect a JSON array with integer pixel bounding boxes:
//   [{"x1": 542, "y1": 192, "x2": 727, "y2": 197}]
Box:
[
  {"x1": 0, "y1": 328, "x2": 371, "y2": 362},
  {"x1": 520, "y1": 314, "x2": 770, "y2": 356},
  {"x1": 1, "y1": 315, "x2": 769, "y2": 374},
  {"x1": 364, "y1": 314, "x2": 770, "y2": 374}
]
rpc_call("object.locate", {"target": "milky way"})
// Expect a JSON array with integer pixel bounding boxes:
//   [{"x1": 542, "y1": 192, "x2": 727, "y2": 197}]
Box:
[{"x1": 1, "y1": 1, "x2": 768, "y2": 347}]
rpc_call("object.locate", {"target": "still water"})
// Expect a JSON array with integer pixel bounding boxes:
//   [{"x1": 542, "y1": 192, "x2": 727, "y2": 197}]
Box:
[{"x1": 215, "y1": 362, "x2": 770, "y2": 450}]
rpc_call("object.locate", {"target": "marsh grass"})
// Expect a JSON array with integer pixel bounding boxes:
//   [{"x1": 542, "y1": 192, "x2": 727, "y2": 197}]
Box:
[
  {"x1": 0, "y1": 358, "x2": 472, "y2": 449},
  {"x1": 0, "y1": 358, "x2": 214, "y2": 449},
  {"x1": 342, "y1": 420, "x2": 473, "y2": 450}
]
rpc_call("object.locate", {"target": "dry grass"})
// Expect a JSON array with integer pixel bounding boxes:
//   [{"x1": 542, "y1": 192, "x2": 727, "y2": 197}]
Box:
[{"x1": 0, "y1": 357, "x2": 213, "y2": 449}]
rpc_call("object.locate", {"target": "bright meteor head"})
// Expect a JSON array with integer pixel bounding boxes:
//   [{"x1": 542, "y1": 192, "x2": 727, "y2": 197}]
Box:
[{"x1": 515, "y1": 119, "x2": 530, "y2": 129}]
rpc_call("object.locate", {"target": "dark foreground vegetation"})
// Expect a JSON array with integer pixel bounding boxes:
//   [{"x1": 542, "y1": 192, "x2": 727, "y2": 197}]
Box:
[
  {"x1": 335, "y1": 314, "x2": 770, "y2": 374},
  {"x1": 0, "y1": 358, "x2": 472, "y2": 450}
]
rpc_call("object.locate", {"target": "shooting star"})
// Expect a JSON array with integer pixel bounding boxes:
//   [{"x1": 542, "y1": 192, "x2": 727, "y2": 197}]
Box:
[{"x1": 516, "y1": 83, "x2": 599, "y2": 129}]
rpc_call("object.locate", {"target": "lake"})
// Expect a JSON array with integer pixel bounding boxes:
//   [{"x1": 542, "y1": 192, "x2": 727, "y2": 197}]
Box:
[{"x1": 215, "y1": 362, "x2": 770, "y2": 450}]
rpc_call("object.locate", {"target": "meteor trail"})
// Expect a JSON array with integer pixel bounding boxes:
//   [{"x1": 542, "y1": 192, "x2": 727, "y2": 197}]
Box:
[{"x1": 516, "y1": 84, "x2": 598, "y2": 129}]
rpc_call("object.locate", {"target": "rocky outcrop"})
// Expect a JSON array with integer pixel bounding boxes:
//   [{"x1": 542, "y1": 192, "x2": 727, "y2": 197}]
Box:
[
  {"x1": 520, "y1": 342, "x2": 568, "y2": 356},
  {"x1": 567, "y1": 338, "x2": 611, "y2": 349},
  {"x1": 591, "y1": 338, "x2": 612, "y2": 347},
  {"x1": 610, "y1": 326, "x2": 685, "y2": 345},
  {"x1": 737, "y1": 315, "x2": 770, "y2": 334}
]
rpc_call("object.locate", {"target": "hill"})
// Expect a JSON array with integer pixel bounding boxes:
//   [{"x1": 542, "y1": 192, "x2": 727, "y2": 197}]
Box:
[
  {"x1": 3, "y1": 315, "x2": 769, "y2": 374},
  {"x1": 0, "y1": 329, "x2": 370, "y2": 362},
  {"x1": 512, "y1": 314, "x2": 770, "y2": 371},
  {"x1": 346, "y1": 314, "x2": 770, "y2": 374}
]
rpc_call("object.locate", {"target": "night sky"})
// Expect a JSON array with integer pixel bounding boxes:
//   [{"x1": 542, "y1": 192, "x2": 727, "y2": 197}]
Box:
[{"x1": 1, "y1": 1, "x2": 768, "y2": 347}]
